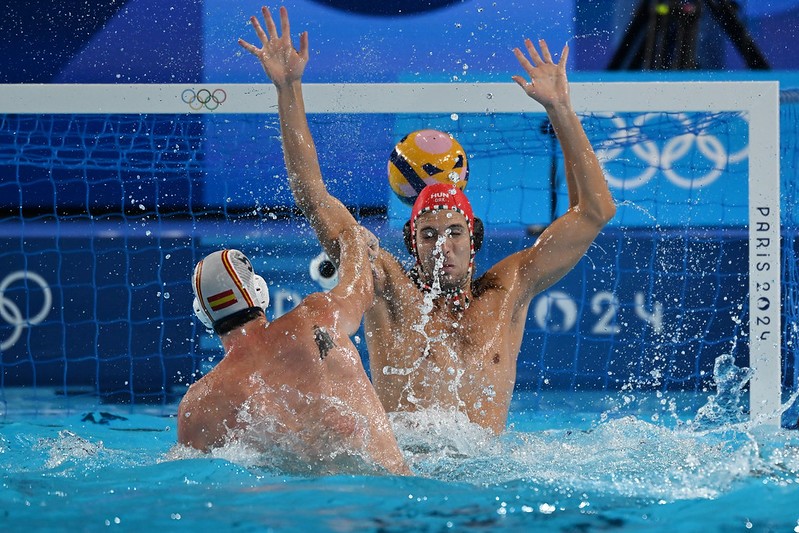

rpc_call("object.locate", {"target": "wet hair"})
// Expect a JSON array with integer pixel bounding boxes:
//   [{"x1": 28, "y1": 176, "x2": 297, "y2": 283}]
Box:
[{"x1": 213, "y1": 307, "x2": 264, "y2": 336}]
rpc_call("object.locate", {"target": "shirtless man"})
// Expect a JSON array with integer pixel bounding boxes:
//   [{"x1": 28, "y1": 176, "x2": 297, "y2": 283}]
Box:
[
  {"x1": 177, "y1": 225, "x2": 410, "y2": 476},
  {"x1": 239, "y1": 7, "x2": 616, "y2": 434}
]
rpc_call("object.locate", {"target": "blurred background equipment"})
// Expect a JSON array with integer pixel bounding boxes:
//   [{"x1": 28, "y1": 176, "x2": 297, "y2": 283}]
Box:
[{"x1": 608, "y1": 0, "x2": 769, "y2": 70}]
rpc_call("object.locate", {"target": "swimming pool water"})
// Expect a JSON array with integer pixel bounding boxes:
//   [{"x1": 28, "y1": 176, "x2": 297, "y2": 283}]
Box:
[{"x1": 2, "y1": 387, "x2": 798, "y2": 532}]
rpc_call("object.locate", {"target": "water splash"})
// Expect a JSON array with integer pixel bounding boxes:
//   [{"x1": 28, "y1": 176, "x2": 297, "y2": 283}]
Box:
[
  {"x1": 27, "y1": 429, "x2": 136, "y2": 474},
  {"x1": 186, "y1": 380, "x2": 385, "y2": 476},
  {"x1": 614, "y1": 199, "x2": 660, "y2": 226},
  {"x1": 389, "y1": 401, "x2": 799, "y2": 504},
  {"x1": 381, "y1": 351, "x2": 799, "y2": 502},
  {"x1": 383, "y1": 236, "x2": 466, "y2": 409},
  {"x1": 691, "y1": 354, "x2": 753, "y2": 430},
  {"x1": 391, "y1": 408, "x2": 500, "y2": 479}
]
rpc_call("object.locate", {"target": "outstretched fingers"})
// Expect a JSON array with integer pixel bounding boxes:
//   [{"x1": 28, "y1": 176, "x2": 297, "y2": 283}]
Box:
[
  {"x1": 539, "y1": 40, "x2": 570, "y2": 68},
  {"x1": 559, "y1": 43, "x2": 570, "y2": 69},
  {"x1": 248, "y1": 14, "x2": 269, "y2": 46},
  {"x1": 538, "y1": 39, "x2": 553, "y2": 63},
  {"x1": 299, "y1": 31, "x2": 309, "y2": 60},
  {"x1": 237, "y1": 11, "x2": 270, "y2": 55},
  {"x1": 513, "y1": 47, "x2": 535, "y2": 75},
  {"x1": 237, "y1": 37, "x2": 258, "y2": 55},
  {"x1": 239, "y1": 7, "x2": 305, "y2": 57},
  {"x1": 524, "y1": 38, "x2": 545, "y2": 66},
  {"x1": 262, "y1": 6, "x2": 279, "y2": 41},
  {"x1": 279, "y1": 6, "x2": 291, "y2": 39},
  {"x1": 511, "y1": 74, "x2": 529, "y2": 89}
]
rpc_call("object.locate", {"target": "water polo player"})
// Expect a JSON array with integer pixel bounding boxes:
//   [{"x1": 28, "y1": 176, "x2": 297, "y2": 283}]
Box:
[
  {"x1": 240, "y1": 6, "x2": 615, "y2": 433},
  {"x1": 177, "y1": 225, "x2": 410, "y2": 476}
]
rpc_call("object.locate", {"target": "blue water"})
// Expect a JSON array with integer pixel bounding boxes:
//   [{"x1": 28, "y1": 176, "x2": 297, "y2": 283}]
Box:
[{"x1": 2, "y1": 384, "x2": 798, "y2": 532}]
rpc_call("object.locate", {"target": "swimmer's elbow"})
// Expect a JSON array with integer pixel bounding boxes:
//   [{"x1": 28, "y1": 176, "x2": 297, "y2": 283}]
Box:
[
  {"x1": 320, "y1": 292, "x2": 368, "y2": 336},
  {"x1": 579, "y1": 197, "x2": 616, "y2": 228},
  {"x1": 597, "y1": 199, "x2": 616, "y2": 225}
]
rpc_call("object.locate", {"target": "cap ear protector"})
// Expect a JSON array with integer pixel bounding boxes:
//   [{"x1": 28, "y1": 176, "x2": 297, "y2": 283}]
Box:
[
  {"x1": 252, "y1": 274, "x2": 270, "y2": 310},
  {"x1": 403, "y1": 217, "x2": 483, "y2": 256}
]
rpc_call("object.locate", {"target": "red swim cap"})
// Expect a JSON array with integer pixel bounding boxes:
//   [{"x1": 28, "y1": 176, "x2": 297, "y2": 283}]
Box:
[{"x1": 409, "y1": 182, "x2": 476, "y2": 269}]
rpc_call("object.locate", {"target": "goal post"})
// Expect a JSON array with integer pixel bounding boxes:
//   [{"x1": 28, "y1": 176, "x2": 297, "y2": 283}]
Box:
[{"x1": 0, "y1": 81, "x2": 781, "y2": 422}]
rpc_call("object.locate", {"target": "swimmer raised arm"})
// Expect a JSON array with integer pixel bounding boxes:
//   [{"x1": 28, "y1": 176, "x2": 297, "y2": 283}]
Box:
[
  {"x1": 320, "y1": 224, "x2": 379, "y2": 335},
  {"x1": 238, "y1": 6, "x2": 357, "y2": 264},
  {"x1": 178, "y1": 227, "x2": 409, "y2": 475},
  {"x1": 491, "y1": 39, "x2": 616, "y2": 305},
  {"x1": 238, "y1": 6, "x2": 616, "y2": 436}
]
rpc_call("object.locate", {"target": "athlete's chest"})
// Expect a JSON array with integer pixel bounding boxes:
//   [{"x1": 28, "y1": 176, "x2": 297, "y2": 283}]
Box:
[{"x1": 384, "y1": 303, "x2": 509, "y2": 364}]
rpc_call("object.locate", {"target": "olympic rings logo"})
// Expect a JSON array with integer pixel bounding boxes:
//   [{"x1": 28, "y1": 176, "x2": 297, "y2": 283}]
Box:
[
  {"x1": 181, "y1": 88, "x2": 227, "y2": 111},
  {"x1": 594, "y1": 112, "x2": 749, "y2": 190},
  {"x1": 0, "y1": 271, "x2": 52, "y2": 351}
]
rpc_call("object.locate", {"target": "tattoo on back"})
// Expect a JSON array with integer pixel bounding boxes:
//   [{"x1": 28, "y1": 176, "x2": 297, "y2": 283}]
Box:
[{"x1": 313, "y1": 325, "x2": 336, "y2": 360}]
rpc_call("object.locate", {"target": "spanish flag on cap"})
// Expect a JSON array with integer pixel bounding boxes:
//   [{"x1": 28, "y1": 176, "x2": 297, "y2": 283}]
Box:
[{"x1": 192, "y1": 249, "x2": 259, "y2": 326}]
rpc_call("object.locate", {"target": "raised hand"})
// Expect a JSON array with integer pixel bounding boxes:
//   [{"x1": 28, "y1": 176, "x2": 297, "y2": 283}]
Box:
[
  {"x1": 238, "y1": 6, "x2": 308, "y2": 87},
  {"x1": 511, "y1": 39, "x2": 570, "y2": 110}
]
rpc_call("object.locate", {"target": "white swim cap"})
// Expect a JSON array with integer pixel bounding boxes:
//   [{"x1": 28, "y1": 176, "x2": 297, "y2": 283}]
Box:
[{"x1": 192, "y1": 249, "x2": 269, "y2": 334}]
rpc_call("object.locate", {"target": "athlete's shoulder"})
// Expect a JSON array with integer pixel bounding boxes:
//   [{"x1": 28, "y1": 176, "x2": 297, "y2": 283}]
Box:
[{"x1": 472, "y1": 261, "x2": 517, "y2": 295}]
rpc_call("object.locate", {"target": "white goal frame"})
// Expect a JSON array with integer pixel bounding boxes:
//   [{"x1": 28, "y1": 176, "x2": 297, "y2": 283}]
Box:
[{"x1": 0, "y1": 81, "x2": 781, "y2": 424}]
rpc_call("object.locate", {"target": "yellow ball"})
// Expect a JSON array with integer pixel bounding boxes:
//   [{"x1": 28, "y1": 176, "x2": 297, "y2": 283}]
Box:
[{"x1": 387, "y1": 129, "x2": 469, "y2": 205}]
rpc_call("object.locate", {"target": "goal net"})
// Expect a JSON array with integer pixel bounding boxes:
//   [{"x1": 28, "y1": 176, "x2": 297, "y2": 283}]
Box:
[{"x1": 0, "y1": 82, "x2": 788, "y2": 424}]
